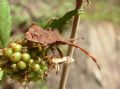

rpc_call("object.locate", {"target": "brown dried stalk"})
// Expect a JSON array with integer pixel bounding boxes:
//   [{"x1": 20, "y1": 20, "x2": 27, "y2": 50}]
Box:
[{"x1": 59, "y1": 0, "x2": 83, "y2": 89}]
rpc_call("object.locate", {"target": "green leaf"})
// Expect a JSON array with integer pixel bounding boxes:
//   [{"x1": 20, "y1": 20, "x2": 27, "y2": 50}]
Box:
[
  {"x1": 0, "y1": 0, "x2": 12, "y2": 47},
  {"x1": 43, "y1": 9, "x2": 80, "y2": 33}
]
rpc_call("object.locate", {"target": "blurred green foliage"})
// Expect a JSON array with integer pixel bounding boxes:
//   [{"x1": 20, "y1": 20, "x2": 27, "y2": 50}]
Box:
[
  {"x1": 0, "y1": 0, "x2": 12, "y2": 47},
  {"x1": 82, "y1": 2, "x2": 120, "y2": 23},
  {"x1": 0, "y1": 0, "x2": 12, "y2": 88},
  {"x1": 10, "y1": 0, "x2": 75, "y2": 27},
  {"x1": 10, "y1": 0, "x2": 120, "y2": 31}
]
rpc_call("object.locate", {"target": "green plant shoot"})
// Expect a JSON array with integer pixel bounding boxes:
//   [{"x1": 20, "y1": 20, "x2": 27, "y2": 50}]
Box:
[{"x1": 43, "y1": 9, "x2": 82, "y2": 33}]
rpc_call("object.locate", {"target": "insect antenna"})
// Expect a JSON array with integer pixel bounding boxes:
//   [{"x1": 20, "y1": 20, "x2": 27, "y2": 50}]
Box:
[
  {"x1": 64, "y1": 41, "x2": 100, "y2": 69},
  {"x1": 56, "y1": 46, "x2": 64, "y2": 58}
]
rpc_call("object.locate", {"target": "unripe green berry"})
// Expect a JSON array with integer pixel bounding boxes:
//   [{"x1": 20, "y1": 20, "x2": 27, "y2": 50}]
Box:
[
  {"x1": 21, "y1": 53, "x2": 30, "y2": 62},
  {"x1": 28, "y1": 59, "x2": 35, "y2": 66},
  {"x1": 40, "y1": 61, "x2": 47, "y2": 69},
  {"x1": 9, "y1": 43, "x2": 17, "y2": 48},
  {"x1": 43, "y1": 66, "x2": 48, "y2": 71},
  {"x1": 11, "y1": 63, "x2": 17, "y2": 70},
  {"x1": 17, "y1": 61, "x2": 26, "y2": 69},
  {"x1": 38, "y1": 69, "x2": 42, "y2": 73},
  {"x1": 13, "y1": 44, "x2": 22, "y2": 52},
  {"x1": 36, "y1": 57, "x2": 42, "y2": 63},
  {"x1": 41, "y1": 61, "x2": 46, "y2": 65},
  {"x1": 33, "y1": 64, "x2": 40, "y2": 72},
  {"x1": 38, "y1": 69, "x2": 43, "y2": 74},
  {"x1": 11, "y1": 52, "x2": 21, "y2": 62},
  {"x1": 4, "y1": 48, "x2": 13, "y2": 57}
]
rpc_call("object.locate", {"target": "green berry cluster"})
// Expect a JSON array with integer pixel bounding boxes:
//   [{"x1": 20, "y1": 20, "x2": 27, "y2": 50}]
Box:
[{"x1": 0, "y1": 40, "x2": 52, "y2": 82}]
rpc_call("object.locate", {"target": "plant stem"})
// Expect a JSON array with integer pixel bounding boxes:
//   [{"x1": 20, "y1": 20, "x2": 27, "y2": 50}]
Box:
[{"x1": 58, "y1": 0, "x2": 83, "y2": 89}]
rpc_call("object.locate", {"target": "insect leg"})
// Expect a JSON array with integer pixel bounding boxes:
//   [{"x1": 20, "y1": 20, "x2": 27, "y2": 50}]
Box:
[
  {"x1": 49, "y1": 46, "x2": 56, "y2": 57},
  {"x1": 64, "y1": 42, "x2": 100, "y2": 69},
  {"x1": 56, "y1": 46, "x2": 64, "y2": 58}
]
